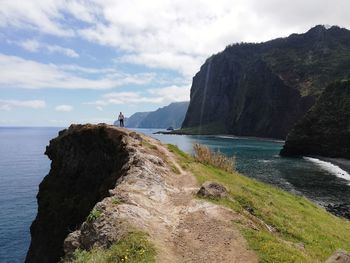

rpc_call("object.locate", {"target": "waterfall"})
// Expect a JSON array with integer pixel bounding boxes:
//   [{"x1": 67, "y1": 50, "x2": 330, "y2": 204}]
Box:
[{"x1": 199, "y1": 58, "x2": 212, "y2": 133}]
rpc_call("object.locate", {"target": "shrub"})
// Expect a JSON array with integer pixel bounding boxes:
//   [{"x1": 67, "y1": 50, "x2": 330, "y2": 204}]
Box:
[
  {"x1": 66, "y1": 232, "x2": 156, "y2": 263},
  {"x1": 86, "y1": 208, "x2": 102, "y2": 222},
  {"x1": 193, "y1": 144, "x2": 235, "y2": 173}
]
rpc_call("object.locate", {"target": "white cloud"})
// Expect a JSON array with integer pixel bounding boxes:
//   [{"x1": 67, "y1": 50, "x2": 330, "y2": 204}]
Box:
[
  {"x1": 18, "y1": 39, "x2": 40, "y2": 52},
  {"x1": 118, "y1": 52, "x2": 203, "y2": 77},
  {"x1": 1, "y1": 0, "x2": 350, "y2": 78},
  {"x1": 55, "y1": 104, "x2": 73, "y2": 112},
  {"x1": 85, "y1": 85, "x2": 190, "y2": 107},
  {"x1": 16, "y1": 39, "x2": 79, "y2": 58},
  {"x1": 0, "y1": 0, "x2": 75, "y2": 37},
  {"x1": 96, "y1": 106, "x2": 103, "y2": 111},
  {"x1": 0, "y1": 54, "x2": 154, "y2": 89},
  {"x1": 148, "y1": 85, "x2": 190, "y2": 102},
  {"x1": 0, "y1": 99, "x2": 46, "y2": 110}
]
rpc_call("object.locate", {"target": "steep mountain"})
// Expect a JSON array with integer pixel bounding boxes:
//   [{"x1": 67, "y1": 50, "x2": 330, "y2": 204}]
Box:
[
  {"x1": 182, "y1": 25, "x2": 350, "y2": 139},
  {"x1": 280, "y1": 80, "x2": 350, "y2": 158},
  {"x1": 124, "y1": 112, "x2": 150, "y2": 127},
  {"x1": 120, "y1": 101, "x2": 189, "y2": 129},
  {"x1": 139, "y1": 101, "x2": 189, "y2": 128}
]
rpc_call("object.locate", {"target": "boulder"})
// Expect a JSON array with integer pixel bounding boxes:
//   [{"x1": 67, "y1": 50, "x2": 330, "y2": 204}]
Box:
[
  {"x1": 197, "y1": 181, "x2": 228, "y2": 198},
  {"x1": 326, "y1": 250, "x2": 350, "y2": 263}
]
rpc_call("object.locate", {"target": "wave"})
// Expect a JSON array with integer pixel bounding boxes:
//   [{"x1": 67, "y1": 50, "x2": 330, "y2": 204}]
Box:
[{"x1": 303, "y1": 157, "x2": 350, "y2": 183}]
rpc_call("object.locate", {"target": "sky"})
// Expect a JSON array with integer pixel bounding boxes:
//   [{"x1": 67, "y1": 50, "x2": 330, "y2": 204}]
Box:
[{"x1": 0, "y1": 0, "x2": 349, "y2": 126}]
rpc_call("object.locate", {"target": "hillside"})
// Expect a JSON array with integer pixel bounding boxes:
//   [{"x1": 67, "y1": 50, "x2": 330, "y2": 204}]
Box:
[
  {"x1": 280, "y1": 80, "x2": 350, "y2": 158},
  {"x1": 123, "y1": 101, "x2": 189, "y2": 129},
  {"x1": 124, "y1": 112, "x2": 150, "y2": 127},
  {"x1": 26, "y1": 124, "x2": 350, "y2": 263},
  {"x1": 182, "y1": 25, "x2": 350, "y2": 139}
]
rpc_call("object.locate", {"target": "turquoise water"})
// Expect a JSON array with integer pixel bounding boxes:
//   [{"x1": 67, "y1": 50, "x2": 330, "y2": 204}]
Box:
[
  {"x1": 1, "y1": 127, "x2": 350, "y2": 263},
  {"x1": 142, "y1": 129, "x2": 350, "y2": 205}
]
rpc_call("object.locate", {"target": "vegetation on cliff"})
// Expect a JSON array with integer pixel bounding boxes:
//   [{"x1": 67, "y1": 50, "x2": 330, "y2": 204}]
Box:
[
  {"x1": 182, "y1": 25, "x2": 350, "y2": 139},
  {"x1": 168, "y1": 144, "x2": 350, "y2": 263},
  {"x1": 67, "y1": 231, "x2": 155, "y2": 263},
  {"x1": 27, "y1": 125, "x2": 350, "y2": 263},
  {"x1": 281, "y1": 80, "x2": 350, "y2": 158}
]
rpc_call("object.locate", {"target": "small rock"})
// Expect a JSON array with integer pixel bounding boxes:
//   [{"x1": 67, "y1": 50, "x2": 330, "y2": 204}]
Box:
[
  {"x1": 326, "y1": 249, "x2": 350, "y2": 263},
  {"x1": 197, "y1": 181, "x2": 228, "y2": 198}
]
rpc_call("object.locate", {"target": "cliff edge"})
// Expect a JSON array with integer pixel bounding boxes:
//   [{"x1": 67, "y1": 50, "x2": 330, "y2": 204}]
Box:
[{"x1": 25, "y1": 124, "x2": 257, "y2": 263}]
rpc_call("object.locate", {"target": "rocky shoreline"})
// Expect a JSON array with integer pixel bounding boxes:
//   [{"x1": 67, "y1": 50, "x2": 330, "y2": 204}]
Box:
[{"x1": 321, "y1": 157, "x2": 350, "y2": 220}]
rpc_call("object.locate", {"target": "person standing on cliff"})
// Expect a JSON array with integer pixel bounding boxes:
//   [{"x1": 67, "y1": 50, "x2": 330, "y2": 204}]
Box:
[{"x1": 118, "y1": 112, "x2": 125, "y2": 127}]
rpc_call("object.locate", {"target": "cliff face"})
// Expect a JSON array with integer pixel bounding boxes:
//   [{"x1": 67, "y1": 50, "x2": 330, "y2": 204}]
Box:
[
  {"x1": 280, "y1": 81, "x2": 350, "y2": 158},
  {"x1": 25, "y1": 124, "x2": 130, "y2": 263},
  {"x1": 182, "y1": 25, "x2": 350, "y2": 139},
  {"x1": 123, "y1": 101, "x2": 189, "y2": 129},
  {"x1": 139, "y1": 101, "x2": 189, "y2": 129},
  {"x1": 124, "y1": 112, "x2": 150, "y2": 127}
]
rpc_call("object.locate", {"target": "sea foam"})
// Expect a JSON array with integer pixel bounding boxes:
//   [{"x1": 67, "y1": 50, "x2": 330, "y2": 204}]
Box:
[{"x1": 304, "y1": 157, "x2": 350, "y2": 183}]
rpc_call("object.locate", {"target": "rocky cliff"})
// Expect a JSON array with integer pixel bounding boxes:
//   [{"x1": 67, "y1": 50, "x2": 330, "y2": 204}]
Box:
[
  {"x1": 26, "y1": 124, "x2": 257, "y2": 263},
  {"x1": 280, "y1": 80, "x2": 350, "y2": 158},
  {"x1": 25, "y1": 124, "x2": 130, "y2": 263},
  {"x1": 123, "y1": 111, "x2": 150, "y2": 127},
  {"x1": 182, "y1": 25, "x2": 350, "y2": 139}
]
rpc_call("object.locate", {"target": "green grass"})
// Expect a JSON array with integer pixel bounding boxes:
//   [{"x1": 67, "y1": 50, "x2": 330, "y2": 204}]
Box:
[
  {"x1": 86, "y1": 208, "x2": 102, "y2": 223},
  {"x1": 66, "y1": 231, "x2": 156, "y2": 263},
  {"x1": 112, "y1": 197, "x2": 123, "y2": 205},
  {"x1": 168, "y1": 144, "x2": 350, "y2": 263},
  {"x1": 141, "y1": 140, "x2": 158, "y2": 150}
]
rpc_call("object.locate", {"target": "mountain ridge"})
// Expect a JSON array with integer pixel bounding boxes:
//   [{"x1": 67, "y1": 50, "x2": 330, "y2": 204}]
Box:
[
  {"x1": 182, "y1": 25, "x2": 350, "y2": 139},
  {"x1": 121, "y1": 101, "x2": 189, "y2": 129}
]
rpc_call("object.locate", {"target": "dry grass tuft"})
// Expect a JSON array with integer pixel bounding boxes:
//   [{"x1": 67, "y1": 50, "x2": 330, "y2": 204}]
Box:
[{"x1": 193, "y1": 144, "x2": 235, "y2": 173}]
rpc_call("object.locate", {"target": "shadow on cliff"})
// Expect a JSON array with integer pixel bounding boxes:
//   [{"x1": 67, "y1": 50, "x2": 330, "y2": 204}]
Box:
[{"x1": 25, "y1": 124, "x2": 130, "y2": 263}]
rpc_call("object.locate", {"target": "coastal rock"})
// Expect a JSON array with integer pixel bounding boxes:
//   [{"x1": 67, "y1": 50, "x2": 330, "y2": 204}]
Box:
[
  {"x1": 197, "y1": 181, "x2": 228, "y2": 198},
  {"x1": 326, "y1": 203, "x2": 350, "y2": 220},
  {"x1": 182, "y1": 25, "x2": 350, "y2": 139},
  {"x1": 25, "y1": 124, "x2": 130, "y2": 263},
  {"x1": 281, "y1": 80, "x2": 350, "y2": 158},
  {"x1": 326, "y1": 250, "x2": 350, "y2": 263}
]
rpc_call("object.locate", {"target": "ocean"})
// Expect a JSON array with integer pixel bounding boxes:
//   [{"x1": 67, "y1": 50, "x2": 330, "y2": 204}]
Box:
[{"x1": 1, "y1": 127, "x2": 349, "y2": 263}]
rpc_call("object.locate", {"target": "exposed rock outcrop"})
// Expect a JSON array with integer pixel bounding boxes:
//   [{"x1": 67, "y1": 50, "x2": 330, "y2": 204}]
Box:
[
  {"x1": 25, "y1": 124, "x2": 130, "y2": 263},
  {"x1": 182, "y1": 25, "x2": 350, "y2": 139},
  {"x1": 326, "y1": 203, "x2": 350, "y2": 220},
  {"x1": 197, "y1": 181, "x2": 228, "y2": 198},
  {"x1": 26, "y1": 124, "x2": 258, "y2": 263},
  {"x1": 326, "y1": 250, "x2": 350, "y2": 263},
  {"x1": 281, "y1": 80, "x2": 350, "y2": 158}
]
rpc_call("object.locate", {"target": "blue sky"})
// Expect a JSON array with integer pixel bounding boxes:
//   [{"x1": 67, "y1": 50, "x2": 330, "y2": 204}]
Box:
[{"x1": 0, "y1": 0, "x2": 349, "y2": 126}]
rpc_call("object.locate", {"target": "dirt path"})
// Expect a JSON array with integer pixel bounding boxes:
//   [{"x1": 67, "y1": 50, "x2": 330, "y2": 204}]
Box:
[
  {"x1": 135, "y1": 136, "x2": 258, "y2": 263},
  {"x1": 65, "y1": 128, "x2": 258, "y2": 262}
]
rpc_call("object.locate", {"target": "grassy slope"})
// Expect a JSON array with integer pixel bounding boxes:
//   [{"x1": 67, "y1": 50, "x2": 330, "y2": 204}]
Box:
[
  {"x1": 167, "y1": 144, "x2": 350, "y2": 263},
  {"x1": 66, "y1": 231, "x2": 156, "y2": 263}
]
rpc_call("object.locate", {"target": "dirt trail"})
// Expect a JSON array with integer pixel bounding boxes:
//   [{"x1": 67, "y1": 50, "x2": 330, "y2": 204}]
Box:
[
  {"x1": 132, "y1": 135, "x2": 258, "y2": 263},
  {"x1": 65, "y1": 128, "x2": 258, "y2": 262}
]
